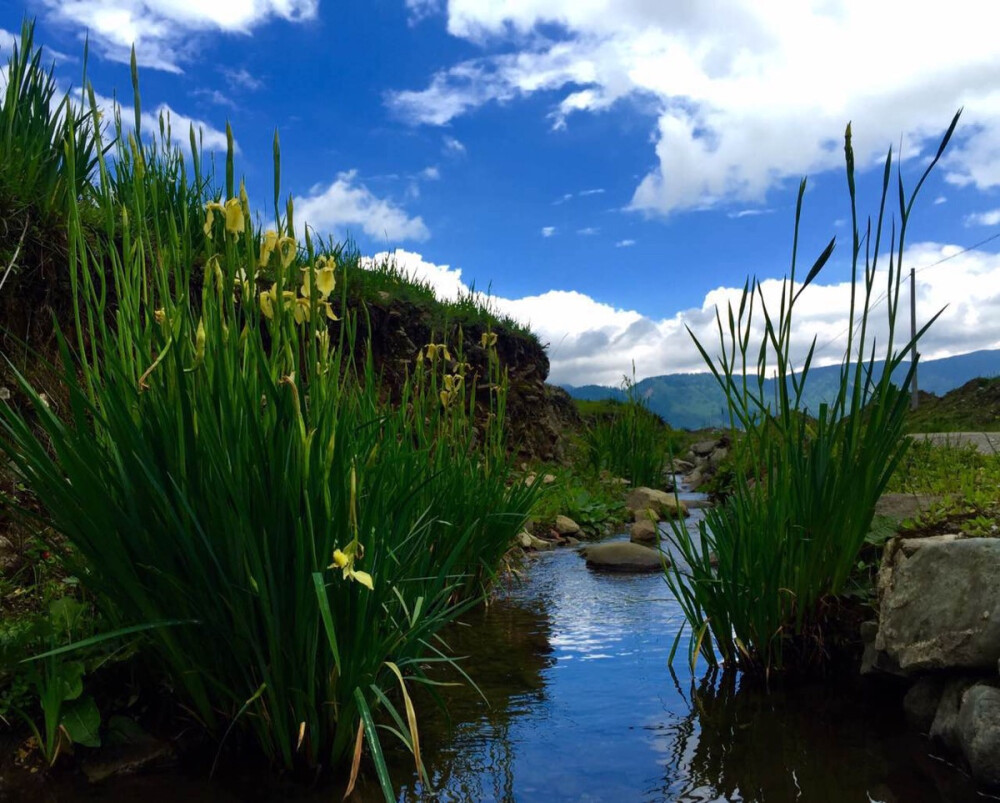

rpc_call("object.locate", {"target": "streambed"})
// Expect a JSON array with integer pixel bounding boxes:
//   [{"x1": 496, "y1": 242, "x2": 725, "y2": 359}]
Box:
[{"x1": 6, "y1": 493, "x2": 985, "y2": 802}]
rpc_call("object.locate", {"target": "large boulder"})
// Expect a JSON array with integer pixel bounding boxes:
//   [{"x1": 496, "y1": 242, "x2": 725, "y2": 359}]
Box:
[
  {"x1": 629, "y1": 518, "x2": 659, "y2": 545},
  {"x1": 874, "y1": 537, "x2": 1000, "y2": 673},
  {"x1": 580, "y1": 542, "x2": 667, "y2": 573},
  {"x1": 625, "y1": 487, "x2": 688, "y2": 519},
  {"x1": 554, "y1": 515, "x2": 581, "y2": 536},
  {"x1": 957, "y1": 684, "x2": 1000, "y2": 788}
]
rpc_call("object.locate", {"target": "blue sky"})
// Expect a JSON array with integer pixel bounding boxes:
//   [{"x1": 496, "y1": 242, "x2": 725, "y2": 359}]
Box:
[{"x1": 3, "y1": 0, "x2": 1000, "y2": 385}]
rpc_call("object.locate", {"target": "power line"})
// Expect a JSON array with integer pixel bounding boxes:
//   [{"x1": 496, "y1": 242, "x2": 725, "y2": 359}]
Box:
[{"x1": 810, "y1": 229, "x2": 1000, "y2": 358}]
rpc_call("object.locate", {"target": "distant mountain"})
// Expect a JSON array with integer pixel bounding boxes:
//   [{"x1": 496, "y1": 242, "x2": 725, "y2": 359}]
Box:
[{"x1": 562, "y1": 349, "x2": 1000, "y2": 430}]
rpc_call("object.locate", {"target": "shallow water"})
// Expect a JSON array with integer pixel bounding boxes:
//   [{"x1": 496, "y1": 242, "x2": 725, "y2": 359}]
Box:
[
  {"x1": 385, "y1": 507, "x2": 984, "y2": 802},
  {"x1": 6, "y1": 494, "x2": 990, "y2": 802}
]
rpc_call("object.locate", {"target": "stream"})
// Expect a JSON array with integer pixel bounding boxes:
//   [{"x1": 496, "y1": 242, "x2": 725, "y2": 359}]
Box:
[{"x1": 8, "y1": 489, "x2": 987, "y2": 802}]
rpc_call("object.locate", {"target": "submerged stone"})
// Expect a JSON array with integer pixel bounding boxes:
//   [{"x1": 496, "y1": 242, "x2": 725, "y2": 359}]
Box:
[{"x1": 580, "y1": 541, "x2": 667, "y2": 573}]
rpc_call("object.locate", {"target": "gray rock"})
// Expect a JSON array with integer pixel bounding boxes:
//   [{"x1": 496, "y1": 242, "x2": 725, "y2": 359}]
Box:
[
  {"x1": 930, "y1": 677, "x2": 978, "y2": 753},
  {"x1": 633, "y1": 507, "x2": 659, "y2": 523},
  {"x1": 670, "y1": 459, "x2": 694, "y2": 473},
  {"x1": 630, "y1": 518, "x2": 659, "y2": 545},
  {"x1": 517, "y1": 531, "x2": 554, "y2": 551},
  {"x1": 957, "y1": 684, "x2": 1000, "y2": 788},
  {"x1": 554, "y1": 515, "x2": 582, "y2": 536},
  {"x1": 689, "y1": 440, "x2": 718, "y2": 457},
  {"x1": 581, "y1": 542, "x2": 667, "y2": 573},
  {"x1": 874, "y1": 538, "x2": 1000, "y2": 673},
  {"x1": 904, "y1": 676, "x2": 947, "y2": 733},
  {"x1": 625, "y1": 486, "x2": 688, "y2": 519},
  {"x1": 708, "y1": 447, "x2": 729, "y2": 466}
]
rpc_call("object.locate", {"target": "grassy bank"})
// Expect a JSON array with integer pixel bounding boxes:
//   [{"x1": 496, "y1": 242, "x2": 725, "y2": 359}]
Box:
[{"x1": 0, "y1": 24, "x2": 538, "y2": 795}]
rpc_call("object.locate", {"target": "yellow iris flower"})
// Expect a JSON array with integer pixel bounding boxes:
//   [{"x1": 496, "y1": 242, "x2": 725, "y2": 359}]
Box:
[
  {"x1": 329, "y1": 546, "x2": 373, "y2": 591},
  {"x1": 300, "y1": 260, "x2": 336, "y2": 300},
  {"x1": 204, "y1": 198, "x2": 246, "y2": 237},
  {"x1": 259, "y1": 284, "x2": 297, "y2": 319},
  {"x1": 259, "y1": 230, "x2": 279, "y2": 267}
]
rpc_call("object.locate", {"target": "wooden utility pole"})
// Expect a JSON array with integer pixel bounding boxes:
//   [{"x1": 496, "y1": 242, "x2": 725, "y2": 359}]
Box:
[{"x1": 910, "y1": 267, "x2": 919, "y2": 410}]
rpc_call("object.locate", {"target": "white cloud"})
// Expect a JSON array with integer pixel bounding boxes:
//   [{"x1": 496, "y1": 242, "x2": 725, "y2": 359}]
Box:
[
  {"x1": 361, "y1": 242, "x2": 1000, "y2": 386},
  {"x1": 406, "y1": 0, "x2": 444, "y2": 24},
  {"x1": 965, "y1": 209, "x2": 1000, "y2": 227},
  {"x1": 577, "y1": 226, "x2": 599, "y2": 235},
  {"x1": 541, "y1": 226, "x2": 556, "y2": 237},
  {"x1": 222, "y1": 67, "x2": 262, "y2": 92},
  {"x1": 192, "y1": 88, "x2": 237, "y2": 110},
  {"x1": 0, "y1": 27, "x2": 17, "y2": 52},
  {"x1": 728, "y1": 208, "x2": 771, "y2": 219},
  {"x1": 934, "y1": 196, "x2": 948, "y2": 205},
  {"x1": 294, "y1": 171, "x2": 430, "y2": 243},
  {"x1": 390, "y1": 1, "x2": 1000, "y2": 215},
  {"x1": 615, "y1": 239, "x2": 635, "y2": 247},
  {"x1": 90, "y1": 90, "x2": 232, "y2": 152},
  {"x1": 363, "y1": 249, "x2": 467, "y2": 300},
  {"x1": 442, "y1": 135, "x2": 467, "y2": 156},
  {"x1": 40, "y1": 0, "x2": 317, "y2": 71},
  {"x1": 579, "y1": 188, "x2": 605, "y2": 196},
  {"x1": 420, "y1": 165, "x2": 441, "y2": 180}
]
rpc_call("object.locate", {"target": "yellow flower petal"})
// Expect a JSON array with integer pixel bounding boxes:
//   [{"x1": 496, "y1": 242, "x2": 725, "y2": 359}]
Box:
[
  {"x1": 259, "y1": 286, "x2": 276, "y2": 319},
  {"x1": 224, "y1": 198, "x2": 245, "y2": 236},
  {"x1": 351, "y1": 570, "x2": 374, "y2": 591},
  {"x1": 259, "y1": 230, "x2": 279, "y2": 268},
  {"x1": 278, "y1": 236, "x2": 297, "y2": 269},
  {"x1": 316, "y1": 267, "x2": 336, "y2": 298},
  {"x1": 330, "y1": 549, "x2": 348, "y2": 569},
  {"x1": 293, "y1": 298, "x2": 310, "y2": 324}
]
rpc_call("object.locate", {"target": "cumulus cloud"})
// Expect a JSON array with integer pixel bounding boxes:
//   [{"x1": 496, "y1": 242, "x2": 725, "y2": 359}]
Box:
[
  {"x1": 294, "y1": 171, "x2": 430, "y2": 243},
  {"x1": 615, "y1": 239, "x2": 635, "y2": 247},
  {"x1": 541, "y1": 226, "x2": 556, "y2": 237},
  {"x1": 364, "y1": 243, "x2": 1000, "y2": 386},
  {"x1": 389, "y1": 1, "x2": 1000, "y2": 216},
  {"x1": 965, "y1": 209, "x2": 1000, "y2": 226},
  {"x1": 39, "y1": 0, "x2": 317, "y2": 71}
]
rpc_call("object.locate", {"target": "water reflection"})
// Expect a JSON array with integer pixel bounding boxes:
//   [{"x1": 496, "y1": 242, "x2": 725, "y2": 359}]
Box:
[{"x1": 393, "y1": 599, "x2": 554, "y2": 802}]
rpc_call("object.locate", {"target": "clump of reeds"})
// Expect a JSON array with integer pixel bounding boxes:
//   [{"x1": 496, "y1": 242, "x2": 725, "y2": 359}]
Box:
[{"x1": 665, "y1": 112, "x2": 961, "y2": 675}]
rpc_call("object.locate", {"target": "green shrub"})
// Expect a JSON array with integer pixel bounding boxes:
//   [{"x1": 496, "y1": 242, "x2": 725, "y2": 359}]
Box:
[{"x1": 664, "y1": 112, "x2": 960, "y2": 674}]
